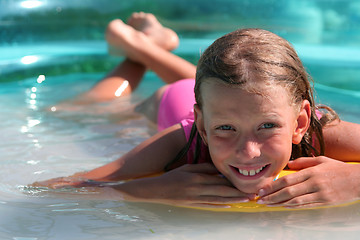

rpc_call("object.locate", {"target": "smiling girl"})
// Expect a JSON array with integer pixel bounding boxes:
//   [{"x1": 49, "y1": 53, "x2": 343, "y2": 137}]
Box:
[{"x1": 189, "y1": 28, "x2": 324, "y2": 195}]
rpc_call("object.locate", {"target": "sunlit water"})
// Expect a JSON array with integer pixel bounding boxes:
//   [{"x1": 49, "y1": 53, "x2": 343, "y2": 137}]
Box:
[{"x1": 1, "y1": 49, "x2": 360, "y2": 239}]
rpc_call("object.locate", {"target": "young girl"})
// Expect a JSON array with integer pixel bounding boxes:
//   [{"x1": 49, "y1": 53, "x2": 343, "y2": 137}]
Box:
[{"x1": 38, "y1": 13, "x2": 360, "y2": 209}]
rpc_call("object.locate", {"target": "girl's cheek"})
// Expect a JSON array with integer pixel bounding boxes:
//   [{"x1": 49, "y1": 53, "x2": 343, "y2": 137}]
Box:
[
  {"x1": 209, "y1": 140, "x2": 233, "y2": 159},
  {"x1": 208, "y1": 141, "x2": 231, "y2": 163},
  {"x1": 211, "y1": 135, "x2": 237, "y2": 148}
]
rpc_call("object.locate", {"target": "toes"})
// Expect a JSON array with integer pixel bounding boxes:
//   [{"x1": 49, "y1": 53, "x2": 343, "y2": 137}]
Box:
[
  {"x1": 145, "y1": 13, "x2": 156, "y2": 21},
  {"x1": 106, "y1": 19, "x2": 126, "y2": 37},
  {"x1": 127, "y1": 12, "x2": 140, "y2": 24}
]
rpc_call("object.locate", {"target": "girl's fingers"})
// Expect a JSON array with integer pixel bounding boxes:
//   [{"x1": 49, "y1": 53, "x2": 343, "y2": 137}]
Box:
[
  {"x1": 198, "y1": 184, "x2": 250, "y2": 198},
  {"x1": 264, "y1": 193, "x2": 323, "y2": 208},
  {"x1": 258, "y1": 172, "x2": 318, "y2": 204},
  {"x1": 259, "y1": 171, "x2": 310, "y2": 197},
  {"x1": 261, "y1": 157, "x2": 333, "y2": 197},
  {"x1": 287, "y1": 157, "x2": 325, "y2": 170}
]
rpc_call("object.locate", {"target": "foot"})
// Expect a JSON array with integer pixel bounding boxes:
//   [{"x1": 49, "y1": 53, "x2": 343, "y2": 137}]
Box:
[
  {"x1": 105, "y1": 19, "x2": 152, "y2": 62},
  {"x1": 127, "y1": 12, "x2": 179, "y2": 51},
  {"x1": 106, "y1": 12, "x2": 179, "y2": 56}
]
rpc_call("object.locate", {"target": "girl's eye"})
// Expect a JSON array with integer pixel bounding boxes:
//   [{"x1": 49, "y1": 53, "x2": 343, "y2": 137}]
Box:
[
  {"x1": 217, "y1": 125, "x2": 234, "y2": 131},
  {"x1": 261, "y1": 123, "x2": 276, "y2": 129}
]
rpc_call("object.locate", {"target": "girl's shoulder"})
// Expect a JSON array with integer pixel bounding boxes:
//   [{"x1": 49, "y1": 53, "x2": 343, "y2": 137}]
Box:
[
  {"x1": 180, "y1": 118, "x2": 195, "y2": 140},
  {"x1": 180, "y1": 119, "x2": 211, "y2": 164}
]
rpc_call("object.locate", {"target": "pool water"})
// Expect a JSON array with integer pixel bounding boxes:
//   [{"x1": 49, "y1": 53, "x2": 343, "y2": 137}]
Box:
[{"x1": 1, "y1": 0, "x2": 360, "y2": 238}]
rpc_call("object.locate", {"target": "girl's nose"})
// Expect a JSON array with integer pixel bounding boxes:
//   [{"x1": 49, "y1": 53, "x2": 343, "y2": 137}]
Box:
[{"x1": 236, "y1": 138, "x2": 261, "y2": 160}]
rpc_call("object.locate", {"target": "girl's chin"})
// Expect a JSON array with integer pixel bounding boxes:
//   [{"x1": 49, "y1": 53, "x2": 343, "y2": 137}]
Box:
[{"x1": 233, "y1": 177, "x2": 275, "y2": 194}]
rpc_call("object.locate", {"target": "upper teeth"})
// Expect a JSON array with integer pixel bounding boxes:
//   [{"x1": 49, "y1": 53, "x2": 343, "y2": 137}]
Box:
[{"x1": 238, "y1": 166, "x2": 264, "y2": 176}]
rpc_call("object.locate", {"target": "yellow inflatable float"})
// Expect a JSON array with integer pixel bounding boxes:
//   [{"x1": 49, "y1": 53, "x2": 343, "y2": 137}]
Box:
[{"x1": 188, "y1": 163, "x2": 359, "y2": 212}]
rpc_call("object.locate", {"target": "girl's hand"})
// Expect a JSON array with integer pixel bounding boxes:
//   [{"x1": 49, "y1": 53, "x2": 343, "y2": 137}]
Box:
[
  {"x1": 257, "y1": 156, "x2": 360, "y2": 208},
  {"x1": 108, "y1": 163, "x2": 254, "y2": 208},
  {"x1": 32, "y1": 172, "x2": 97, "y2": 189}
]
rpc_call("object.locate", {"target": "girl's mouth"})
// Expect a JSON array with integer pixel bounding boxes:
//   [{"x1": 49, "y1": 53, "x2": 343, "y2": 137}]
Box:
[{"x1": 231, "y1": 164, "x2": 270, "y2": 179}]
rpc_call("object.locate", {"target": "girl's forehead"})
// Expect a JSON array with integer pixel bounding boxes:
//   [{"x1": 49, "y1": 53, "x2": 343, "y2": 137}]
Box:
[
  {"x1": 201, "y1": 78, "x2": 290, "y2": 101},
  {"x1": 200, "y1": 78, "x2": 298, "y2": 113},
  {"x1": 200, "y1": 79, "x2": 298, "y2": 120}
]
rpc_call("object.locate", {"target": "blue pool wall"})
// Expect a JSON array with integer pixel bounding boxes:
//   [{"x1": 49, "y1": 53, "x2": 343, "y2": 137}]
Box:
[
  {"x1": 1, "y1": 0, "x2": 359, "y2": 93},
  {"x1": 1, "y1": 0, "x2": 360, "y2": 46}
]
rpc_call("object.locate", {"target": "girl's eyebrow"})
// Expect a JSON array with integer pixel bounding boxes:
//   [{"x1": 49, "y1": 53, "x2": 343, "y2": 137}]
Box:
[
  {"x1": 261, "y1": 112, "x2": 282, "y2": 118},
  {"x1": 261, "y1": 113, "x2": 287, "y2": 122}
]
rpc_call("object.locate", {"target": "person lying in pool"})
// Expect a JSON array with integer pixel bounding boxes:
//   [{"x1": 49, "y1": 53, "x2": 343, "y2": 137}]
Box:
[{"x1": 37, "y1": 12, "x2": 360, "y2": 209}]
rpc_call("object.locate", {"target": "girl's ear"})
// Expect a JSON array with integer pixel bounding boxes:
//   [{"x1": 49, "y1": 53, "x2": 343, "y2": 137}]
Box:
[
  {"x1": 292, "y1": 100, "x2": 311, "y2": 144},
  {"x1": 194, "y1": 104, "x2": 208, "y2": 145}
]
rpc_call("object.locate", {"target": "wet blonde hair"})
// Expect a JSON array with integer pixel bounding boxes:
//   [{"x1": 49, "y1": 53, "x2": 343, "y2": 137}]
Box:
[{"x1": 166, "y1": 28, "x2": 338, "y2": 170}]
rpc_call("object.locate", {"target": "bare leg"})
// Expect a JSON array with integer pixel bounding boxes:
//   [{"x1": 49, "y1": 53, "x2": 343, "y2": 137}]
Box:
[
  {"x1": 74, "y1": 12, "x2": 184, "y2": 103},
  {"x1": 73, "y1": 59, "x2": 145, "y2": 103}
]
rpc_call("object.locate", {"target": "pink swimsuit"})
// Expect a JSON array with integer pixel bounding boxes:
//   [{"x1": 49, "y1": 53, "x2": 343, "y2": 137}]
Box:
[
  {"x1": 157, "y1": 79, "x2": 210, "y2": 164},
  {"x1": 157, "y1": 79, "x2": 196, "y2": 131}
]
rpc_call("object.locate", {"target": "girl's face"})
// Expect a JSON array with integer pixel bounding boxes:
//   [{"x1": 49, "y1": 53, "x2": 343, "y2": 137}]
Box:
[{"x1": 194, "y1": 78, "x2": 310, "y2": 194}]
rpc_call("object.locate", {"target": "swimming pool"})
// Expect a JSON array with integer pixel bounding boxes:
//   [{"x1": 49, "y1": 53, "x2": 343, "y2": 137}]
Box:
[{"x1": 1, "y1": 1, "x2": 360, "y2": 239}]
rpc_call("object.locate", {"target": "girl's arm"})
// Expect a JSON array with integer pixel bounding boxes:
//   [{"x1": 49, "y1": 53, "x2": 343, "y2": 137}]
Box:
[
  {"x1": 34, "y1": 124, "x2": 251, "y2": 207},
  {"x1": 37, "y1": 123, "x2": 187, "y2": 187},
  {"x1": 100, "y1": 163, "x2": 252, "y2": 208},
  {"x1": 322, "y1": 120, "x2": 360, "y2": 161},
  {"x1": 81, "y1": 123, "x2": 187, "y2": 181}
]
